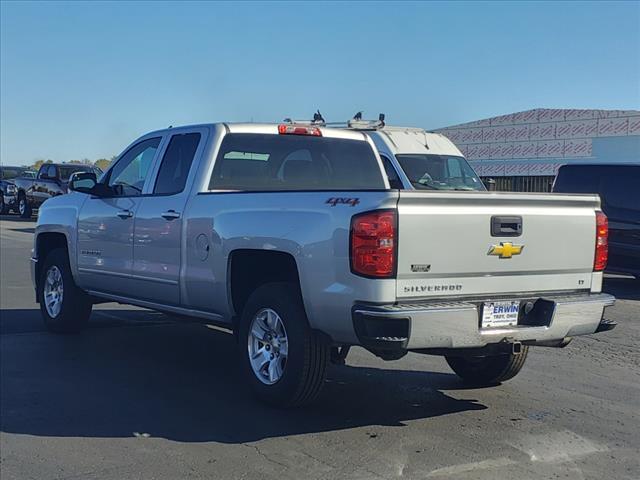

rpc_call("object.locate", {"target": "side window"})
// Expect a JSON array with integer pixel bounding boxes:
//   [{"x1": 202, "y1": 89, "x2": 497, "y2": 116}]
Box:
[
  {"x1": 37, "y1": 165, "x2": 49, "y2": 179},
  {"x1": 380, "y1": 155, "x2": 403, "y2": 189},
  {"x1": 153, "y1": 133, "x2": 201, "y2": 195},
  {"x1": 107, "y1": 137, "x2": 161, "y2": 196},
  {"x1": 47, "y1": 165, "x2": 57, "y2": 179}
]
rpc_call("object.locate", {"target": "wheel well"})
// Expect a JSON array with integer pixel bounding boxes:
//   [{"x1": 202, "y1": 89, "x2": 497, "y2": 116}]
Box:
[
  {"x1": 229, "y1": 249, "x2": 301, "y2": 317},
  {"x1": 35, "y1": 232, "x2": 68, "y2": 291}
]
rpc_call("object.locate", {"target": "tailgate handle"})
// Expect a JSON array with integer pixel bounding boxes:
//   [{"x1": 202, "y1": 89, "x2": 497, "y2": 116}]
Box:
[{"x1": 491, "y1": 216, "x2": 522, "y2": 237}]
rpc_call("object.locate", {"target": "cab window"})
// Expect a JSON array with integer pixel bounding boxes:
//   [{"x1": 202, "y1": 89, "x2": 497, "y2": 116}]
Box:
[
  {"x1": 153, "y1": 133, "x2": 201, "y2": 195},
  {"x1": 106, "y1": 137, "x2": 161, "y2": 196}
]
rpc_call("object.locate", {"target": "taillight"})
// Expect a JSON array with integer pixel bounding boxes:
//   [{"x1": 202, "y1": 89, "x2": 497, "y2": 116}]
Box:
[
  {"x1": 350, "y1": 210, "x2": 397, "y2": 278},
  {"x1": 594, "y1": 211, "x2": 608, "y2": 271},
  {"x1": 278, "y1": 124, "x2": 322, "y2": 136}
]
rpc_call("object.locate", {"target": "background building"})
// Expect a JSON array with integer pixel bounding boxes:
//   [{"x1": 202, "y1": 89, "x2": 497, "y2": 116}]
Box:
[{"x1": 435, "y1": 109, "x2": 640, "y2": 192}]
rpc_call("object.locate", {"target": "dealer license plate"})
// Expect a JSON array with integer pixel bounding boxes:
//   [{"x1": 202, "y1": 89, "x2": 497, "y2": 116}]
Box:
[{"x1": 482, "y1": 301, "x2": 520, "y2": 328}]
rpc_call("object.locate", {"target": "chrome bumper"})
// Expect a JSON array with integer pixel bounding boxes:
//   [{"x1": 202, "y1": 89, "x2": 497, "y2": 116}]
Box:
[{"x1": 353, "y1": 293, "x2": 615, "y2": 351}]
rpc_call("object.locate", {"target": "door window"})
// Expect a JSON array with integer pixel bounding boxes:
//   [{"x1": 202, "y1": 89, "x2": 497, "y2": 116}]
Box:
[
  {"x1": 46, "y1": 165, "x2": 57, "y2": 179},
  {"x1": 37, "y1": 165, "x2": 48, "y2": 179},
  {"x1": 107, "y1": 138, "x2": 161, "y2": 196},
  {"x1": 153, "y1": 133, "x2": 201, "y2": 195}
]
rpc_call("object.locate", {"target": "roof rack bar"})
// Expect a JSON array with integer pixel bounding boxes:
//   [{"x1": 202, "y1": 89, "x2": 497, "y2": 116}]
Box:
[{"x1": 281, "y1": 111, "x2": 387, "y2": 130}]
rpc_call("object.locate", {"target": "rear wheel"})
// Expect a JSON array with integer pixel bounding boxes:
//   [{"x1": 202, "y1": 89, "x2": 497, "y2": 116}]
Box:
[
  {"x1": 0, "y1": 195, "x2": 8, "y2": 215},
  {"x1": 238, "y1": 282, "x2": 329, "y2": 407},
  {"x1": 39, "y1": 248, "x2": 92, "y2": 333},
  {"x1": 18, "y1": 193, "x2": 32, "y2": 218},
  {"x1": 445, "y1": 347, "x2": 529, "y2": 385}
]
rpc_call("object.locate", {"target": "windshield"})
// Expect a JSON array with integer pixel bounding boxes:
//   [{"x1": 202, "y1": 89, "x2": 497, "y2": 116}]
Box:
[{"x1": 395, "y1": 154, "x2": 485, "y2": 191}]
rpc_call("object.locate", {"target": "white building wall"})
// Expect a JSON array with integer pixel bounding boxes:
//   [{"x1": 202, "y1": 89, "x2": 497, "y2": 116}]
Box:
[{"x1": 435, "y1": 109, "x2": 640, "y2": 176}]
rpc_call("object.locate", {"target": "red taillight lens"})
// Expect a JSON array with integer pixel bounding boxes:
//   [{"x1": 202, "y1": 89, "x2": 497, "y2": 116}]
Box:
[
  {"x1": 350, "y1": 210, "x2": 397, "y2": 278},
  {"x1": 278, "y1": 124, "x2": 322, "y2": 136},
  {"x1": 594, "y1": 211, "x2": 608, "y2": 271}
]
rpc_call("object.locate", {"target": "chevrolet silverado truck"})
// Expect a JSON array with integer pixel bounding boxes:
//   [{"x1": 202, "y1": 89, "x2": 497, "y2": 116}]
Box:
[
  {"x1": 13, "y1": 163, "x2": 101, "y2": 218},
  {"x1": 31, "y1": 122, "x2": 615, "y2": 407}
]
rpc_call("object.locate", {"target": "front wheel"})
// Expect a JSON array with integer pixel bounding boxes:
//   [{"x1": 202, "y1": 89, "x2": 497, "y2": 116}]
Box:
[
  {"x1": 18, "y1": 193, "x2": 32, "y2": 218},
  {"x1": 238, "y1": 282, "x2": 329, "y2": 407},
  {"x1": 445, "y1": 347, "x2": 529, "y2": 385},
  {"x1": 39, "y1": 248, "x2": 92, "y2": 333}
]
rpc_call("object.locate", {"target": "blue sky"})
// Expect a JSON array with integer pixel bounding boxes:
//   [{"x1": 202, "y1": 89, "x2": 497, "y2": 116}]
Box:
[{"x1": 1, "y1": 1, "x2": 639, "y2": 165}]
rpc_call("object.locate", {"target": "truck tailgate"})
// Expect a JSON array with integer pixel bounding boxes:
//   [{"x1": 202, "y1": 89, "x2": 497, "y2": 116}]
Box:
[{"x1": 397, "y1": 191, "x2": 600, "y2": 299}]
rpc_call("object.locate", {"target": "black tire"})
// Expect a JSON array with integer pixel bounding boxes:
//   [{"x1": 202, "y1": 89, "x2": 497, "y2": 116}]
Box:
[
  {"x1": 238, "y1": 282, "x2": 329, "y2": 408},
  {"x1": 0, "y1": 195, "x2": 8, "y2": 215},
  {"x1": 18, "y1": 193, "x2": 32, "y2": 218},
  {"x1": 38, "y1": 248, "x2": 92, "y2": 334},
  {"x1": 445, "y1": 346, "x2": 529, "y2": 385}
]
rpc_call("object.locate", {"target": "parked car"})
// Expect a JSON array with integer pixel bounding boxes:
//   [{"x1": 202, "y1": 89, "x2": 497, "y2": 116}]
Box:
[
  {"x1": 13, "y1": 163, "x2": 102, "y2": 218},
  {"x1": 0, "y1": 166, "x2": 34, "y2": 214},
  {"x1": 553, "y1": 163, "x2": 640, "y2": 279},
  {"x1": 31, "y1": 122, "x2": 615, "y2": 407}
]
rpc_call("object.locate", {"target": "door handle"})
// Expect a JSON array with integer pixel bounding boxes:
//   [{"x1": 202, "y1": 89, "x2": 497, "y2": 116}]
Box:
[
  {"x1": 116, "y1": 209, "x2": 133, "y2": 219},
  {"x1": 161, "y1": 210, "x2": 181, "y2": 220}
]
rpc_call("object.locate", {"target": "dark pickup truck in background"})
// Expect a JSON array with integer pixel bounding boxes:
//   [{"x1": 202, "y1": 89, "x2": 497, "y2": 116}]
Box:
[
  {"x1": 553, "y1": 163, "x2": 640, "y2": 280},
  {"x1": 13, "y1": 163, "x2": 102, "y2": 218}
]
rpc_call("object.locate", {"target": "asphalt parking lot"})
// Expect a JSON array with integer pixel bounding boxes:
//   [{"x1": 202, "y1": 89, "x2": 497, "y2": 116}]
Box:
[{"x1": 1, "y1": 215, "x2": 638, "y2": 480}]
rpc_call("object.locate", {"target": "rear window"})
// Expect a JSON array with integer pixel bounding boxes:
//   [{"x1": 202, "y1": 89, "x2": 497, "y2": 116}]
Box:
[
  {"x1": 602, "y1": 174, "x2": 640, "y2": 210},
  {"x1": 553, "y1": 166, "x2": 601, "y2": 194},
  {"x1": 209, "y1": 133, "x2": 386, "y2": 191},
  {"x1": 554, "y1": 165, "x2": 640, "y2": 212}
]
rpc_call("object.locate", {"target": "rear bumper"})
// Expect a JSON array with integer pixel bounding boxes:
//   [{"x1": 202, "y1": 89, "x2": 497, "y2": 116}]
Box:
[{"x1": 353, "y1": 293, "x2": 615, "y2": 352}]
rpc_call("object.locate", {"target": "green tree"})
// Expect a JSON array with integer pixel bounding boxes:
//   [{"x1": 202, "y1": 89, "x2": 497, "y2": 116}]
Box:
[
  {"x1": 32, "y1": 159, "x2": 53, "y2": 171},
  {"x1": 94, "y1": 158, "x2": 112, "y2": 171}
]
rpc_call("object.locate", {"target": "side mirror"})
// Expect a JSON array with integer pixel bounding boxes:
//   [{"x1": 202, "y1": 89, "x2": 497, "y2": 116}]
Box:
[
  {"x1": 483, "y1": 178, "x2": 496, "y2": 191},
  {"x1": 68, "y1": 171, "x2": 97, "y2": 194}
]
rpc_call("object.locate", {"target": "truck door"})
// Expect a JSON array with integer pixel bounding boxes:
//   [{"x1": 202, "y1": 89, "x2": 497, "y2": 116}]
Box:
[
  {"x1": 131, "y1": 129, "x2": 205, "y2": 306},
  {"x1": 76, "y1": 137, "x2": 162, "y2": 296},
  {"x1": 33, "y1": 165, "x2": 56, "y2": 206}
]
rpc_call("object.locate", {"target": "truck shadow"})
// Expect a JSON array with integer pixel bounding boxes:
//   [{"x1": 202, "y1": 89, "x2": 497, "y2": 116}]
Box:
[{"x1": 0, "y1": 308, "x2": 486, "y2": 443}]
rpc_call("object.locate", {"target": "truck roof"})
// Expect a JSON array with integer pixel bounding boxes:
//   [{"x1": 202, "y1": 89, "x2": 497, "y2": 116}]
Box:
[
  {"x1": 366, "y1": 127, "x2": 463, "y2": 157},
  {"x1": 144, "y1": 122, "x2": 369, "y2": 142}
]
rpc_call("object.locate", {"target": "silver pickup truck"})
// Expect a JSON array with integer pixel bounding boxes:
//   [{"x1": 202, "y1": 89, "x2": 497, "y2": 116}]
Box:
[{"x1": 31, "y1": 122, "x2": 615, "y2": 407}]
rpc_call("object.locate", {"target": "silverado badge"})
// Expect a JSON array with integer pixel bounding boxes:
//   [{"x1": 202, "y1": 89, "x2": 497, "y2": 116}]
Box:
[{"x1": 488, "y1": 242, "x2": 524, "y2": 259}]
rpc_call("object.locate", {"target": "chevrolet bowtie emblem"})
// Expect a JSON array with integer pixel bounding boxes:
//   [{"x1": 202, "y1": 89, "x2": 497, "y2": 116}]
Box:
[{"x1": 488, "y1": 242, "x2": 524, "y2": 259}]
